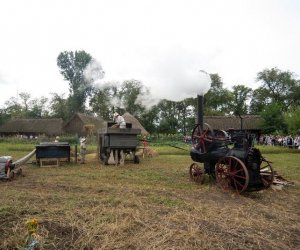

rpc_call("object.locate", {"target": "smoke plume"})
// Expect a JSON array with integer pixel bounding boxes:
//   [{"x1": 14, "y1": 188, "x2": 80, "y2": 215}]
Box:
[
  {"x1": 83, "y1": 59, "x2": 105, "y2": 83},
  {"x1": 89, "y1": 50, "x2": 212, "y2": 110}
]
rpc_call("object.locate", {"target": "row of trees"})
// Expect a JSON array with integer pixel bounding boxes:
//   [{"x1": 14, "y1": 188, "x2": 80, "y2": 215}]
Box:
[{"x1": 1, "y1": 50, "x2": 300, "y2": 135}]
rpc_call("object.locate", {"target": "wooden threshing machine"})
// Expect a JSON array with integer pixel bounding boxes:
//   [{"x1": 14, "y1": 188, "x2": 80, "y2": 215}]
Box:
[
  {"x1": 189, "y1": 96, "x2": 274, "y2": 193},
  {"x1": 98, "y1": 122, "x2": 141, "y2": 165}
]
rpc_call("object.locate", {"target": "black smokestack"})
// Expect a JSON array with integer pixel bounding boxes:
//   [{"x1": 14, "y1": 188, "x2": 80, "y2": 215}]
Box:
[{"x1": 197, "y1": 95, "x2": 204, "y2": 129}]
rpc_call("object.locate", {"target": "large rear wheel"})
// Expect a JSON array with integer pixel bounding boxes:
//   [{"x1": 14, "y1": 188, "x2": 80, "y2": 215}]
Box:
[
  {"x1": 260, "y1": 158, "x2": 274, "y2": 188},
  {"x1": 215, "y1": 156, "x2": 249, "y2": 194}
]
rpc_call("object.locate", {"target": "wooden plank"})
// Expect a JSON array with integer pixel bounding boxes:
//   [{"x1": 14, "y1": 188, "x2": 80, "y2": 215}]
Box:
[{"x1": 40, "y1": 158, "x2": 59, "y2": 167}]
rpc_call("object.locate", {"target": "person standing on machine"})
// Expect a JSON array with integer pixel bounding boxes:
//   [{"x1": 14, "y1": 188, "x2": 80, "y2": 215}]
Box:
[{"x1": 112, "y1": 112, "x2": 126, "y2": 128}]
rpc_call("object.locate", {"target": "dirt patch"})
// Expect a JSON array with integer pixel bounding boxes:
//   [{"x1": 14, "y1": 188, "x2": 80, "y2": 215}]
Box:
[{"x1": 40, "y1": 220, "x2": 81, "y2": 249}]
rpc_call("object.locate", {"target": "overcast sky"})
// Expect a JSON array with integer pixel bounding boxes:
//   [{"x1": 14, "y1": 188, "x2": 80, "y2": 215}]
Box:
[{"x1": 0, "y1": 0, "x2": 299, "y2": 107}]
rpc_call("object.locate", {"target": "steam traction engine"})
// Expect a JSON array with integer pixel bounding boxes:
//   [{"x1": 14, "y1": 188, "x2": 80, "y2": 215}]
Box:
[{"x1": 189, "y1": 96, "x2": 274, "y2": 193}]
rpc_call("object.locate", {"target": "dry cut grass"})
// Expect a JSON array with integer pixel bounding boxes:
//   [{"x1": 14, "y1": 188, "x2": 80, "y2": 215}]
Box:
[{"x1": 0, "y1": 150, "x2": 299, "y2": 249}]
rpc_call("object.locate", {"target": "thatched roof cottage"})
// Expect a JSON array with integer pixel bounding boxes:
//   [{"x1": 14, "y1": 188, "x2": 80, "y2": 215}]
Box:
[
  {"x1": 203, "y1": 115, "x2": 263, "y2": 131},
  {"x1": 63, "y1": 113, "x2": 105, "y2": 136},
  {"x1": 0, "y1": 118, "x2": 64, "y2": 137},
  {"x1": 122, "y1": 112, "x2": 149, "y2": 135}
]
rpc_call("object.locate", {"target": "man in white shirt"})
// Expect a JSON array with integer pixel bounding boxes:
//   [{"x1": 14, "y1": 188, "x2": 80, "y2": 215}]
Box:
[
  {"x1": 112, "y1": 112, "x2": 126, "y2": 128},
  {"x1": 110, "y1": 112, "x2": 126, "y2": 164},
  {"x1": 80, "y1": 138, "x2": 87, "y2": 164}
]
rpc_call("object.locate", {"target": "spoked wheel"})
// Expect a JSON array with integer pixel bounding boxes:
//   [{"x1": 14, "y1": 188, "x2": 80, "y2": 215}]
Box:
[
  {"x1": 189, "y1": 163, "x2": 205, "y2": 184},
  {"x1": 260, "y1": 158, "x2": 274, "y2": 188},
  {"x1": 215, "y1": 156, "x2": 249, "y2": 194},
  {"x1": 191, "y1": 123, "x2": 215, "y2": 153}
]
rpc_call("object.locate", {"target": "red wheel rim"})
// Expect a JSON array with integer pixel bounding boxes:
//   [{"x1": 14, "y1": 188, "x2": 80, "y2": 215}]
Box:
[
  {"x1": 189, "y1": 163, "x2": 205, "y2": 184},
  {"x1": 191, "y1": 123, "x2": 214, "y2": 153},
  {"x1": 215, "y1": 156, "x2": 249, "y2": 193}
]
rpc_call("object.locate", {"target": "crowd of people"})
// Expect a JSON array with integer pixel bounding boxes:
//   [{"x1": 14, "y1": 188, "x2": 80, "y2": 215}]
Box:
[
  {"x1": 183, "y1": 133, "x2": 300, "y2": 150},
  {"x1": 258, "y1": 134, "x2": 300, "y2": 149}
]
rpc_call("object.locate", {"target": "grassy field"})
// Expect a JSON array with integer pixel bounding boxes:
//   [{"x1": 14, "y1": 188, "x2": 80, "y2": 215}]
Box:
[{"x1": 0, "y1": 143, "x2": 299, "y2": 249}]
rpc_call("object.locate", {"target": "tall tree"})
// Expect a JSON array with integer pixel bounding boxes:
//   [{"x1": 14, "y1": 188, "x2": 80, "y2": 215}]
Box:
[
  {"x1": 89, "y1": 84, "x2": 118, "y2": 120},
  {"x1": 140, "y1": 105, "x2": 160, "y2": 135},
  {"x1": 3, "y1": 93, "x2": 49, "y2": 119},
  {"x1": 204, "y1": 74, "x2": 232, "y2": 115},
  {"x1": 27, "y1": 97, "x2": 49, "y2": 118},
  {"x1": 284, "y1": 106, "x2": 300, "y2": 135},
  {"x1": 230, "y1": 85, "x2": 252, "y2": 115},
  {"x1": 0, "y1": 109, "x2": 11, "y2": 125},
  {"x1": 256, "y1": 68, "x2": 300, "y2": 111},
  {"x1": 90, "y1": 80, "x2": 148, "y2": 120},
  {"x1": 118, "y1": 80, "x2": 147, "y2": 118},
  {"x1": 49, "y1": 93, "x2": 68, "y2": 120},
  {"x1": 4, "y1": 97, "x2": 23, "y2": 118},
  {"x1": 176, "y1": 98, "x2": 196, "y2": 135},
  {"x1": 57, "y1": 50, "x2": 103, "y2": 116},
  {"x1": 259, "y1": 103, "x2": 287, "y2": 134},
  {"x1": 156, "y1": 99, "x2": 178, "y2": 134},
  {"x1": 249, "y1": 87, "x2": 271, "y2": 114},
  {"x1": 19, "y1": 92, "x2": 31, "y2": 113}
]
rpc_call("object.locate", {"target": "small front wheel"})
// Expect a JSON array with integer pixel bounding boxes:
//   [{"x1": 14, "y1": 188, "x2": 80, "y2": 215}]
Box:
[{"x1": 189, "y1": 163, "x2": 205, "y2": 184}]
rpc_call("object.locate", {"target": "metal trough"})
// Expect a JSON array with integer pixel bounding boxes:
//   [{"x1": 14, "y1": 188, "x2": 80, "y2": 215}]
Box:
[{"x1": 36, "y1": 142, "x2": 70, "y2": 166}]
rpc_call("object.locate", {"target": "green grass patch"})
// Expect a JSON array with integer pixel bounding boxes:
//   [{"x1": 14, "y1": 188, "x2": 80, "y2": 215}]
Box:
[
  {"x1": 0, "y1": 141, "x2": 299, "y2": 250},
  {"x1": 101, "y1": 196, "x2": 123, "y2": 206},
  {"x1": 0, "y1": 205, "x2": 13, "y2": 217},
  {"x1": 153, "y1": 144, "x2": 191, "y2": 155},
  {"x1": 257, "y1": 145, "x2": 300, "y2": 154},
  {"x1": 148, "y1": 195, "x2": 185, "y2": 208}
]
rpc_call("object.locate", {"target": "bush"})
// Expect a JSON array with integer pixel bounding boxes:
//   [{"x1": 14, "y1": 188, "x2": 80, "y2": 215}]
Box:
[{"x1": 144, "y1": 134, "x2": 185, "y2": 146}]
